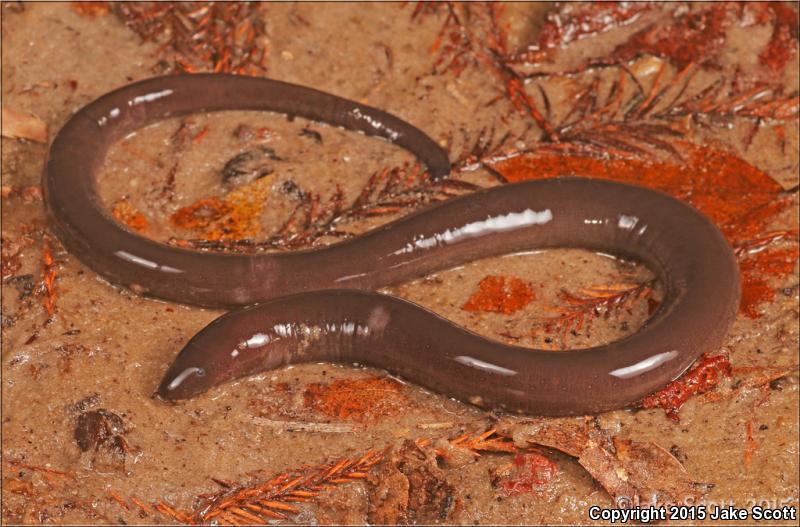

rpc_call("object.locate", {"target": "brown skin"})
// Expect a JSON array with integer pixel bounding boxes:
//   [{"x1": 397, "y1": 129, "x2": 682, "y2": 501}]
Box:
[
  {"x1": 44, "y1": 75, "x2": 741, "y2": 416},
  {"x1": 44, "y1": 74, "x2": 449, "y2": 306}
]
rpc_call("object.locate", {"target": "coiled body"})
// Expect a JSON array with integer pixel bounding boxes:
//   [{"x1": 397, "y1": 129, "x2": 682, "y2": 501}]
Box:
[{"x1": 44, "y1": 75, "x2": 740, "y2": 415}]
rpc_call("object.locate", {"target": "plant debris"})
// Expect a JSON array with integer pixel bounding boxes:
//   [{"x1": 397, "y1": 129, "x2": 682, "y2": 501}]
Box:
[
  {"x1": 189, "y1": 449, "x2": 385, "y2": 525},
  {"x1": 497, "y1": 417, "x2": 709, "y2": 507},
  {"x1": 541, "y1": 280, "x2": 656, "y2": 348},
  {"x1": 641, "y1": 353, "x2": 733, "y2": 421},
  {"x1": 168, "y1": 164, "x2": 481, "y2": 251},
  {"x1": 368, "y1": 440, "x2": 456, "y2": 525},
  {"x1": 103, "y1": 424, "x2": 711, "y2": 523},
  {"x1": 113, "y1": 2, "x2": 270, "y2": 75},
  {"x1": 40, "y1": 234, "x2": 58, "y2": 317},
  {"x1": 0, "y1": 459, "x2": 109, "y2": 524},
  {"x1": 508, "y1": 3, "x2": 798, "y2": 77},
  {"x1": 491, "y1": 452, "x2": 559, "y2": 499},
  {"x1": 448, "y1": 427, "x2": 517, "y2": 456},
  {"x1": 3, "y1": 2, "x2": 797, "y2": 524},
  {"x1": 220, "y1": 146, "x2": 281, "y2": 185},
  {"x1": 74, "y1": 409, "x2": 128, "y2": 453},
  {"x1": 128, "y1": 428, "x2": 516, "y2": 525},
  {"x1": 538, "y1": 3, "x2": 654, "y2": 51}
]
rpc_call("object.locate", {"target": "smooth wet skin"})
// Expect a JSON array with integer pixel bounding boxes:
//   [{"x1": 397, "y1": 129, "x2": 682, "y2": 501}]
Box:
[
  {"x1": 44, "y1": 74, "x2": 741, "y2": 415},
  {"x1": 44, "y1": 74, "x2": 449, "y2": 307}
]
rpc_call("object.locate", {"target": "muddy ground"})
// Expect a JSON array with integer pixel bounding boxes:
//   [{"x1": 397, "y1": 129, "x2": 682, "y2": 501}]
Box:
[{"x1": 2, "y1": 2, "x2": 798, "y2": 525}]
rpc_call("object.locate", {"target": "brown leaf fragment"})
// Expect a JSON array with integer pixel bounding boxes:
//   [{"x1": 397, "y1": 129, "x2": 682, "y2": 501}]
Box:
[
  {"x1": 75, "y1": 409, "x2": 126, "y2": 452},
  {"x1": 496, "y1": 417, "x2": 707, "y2": 507},
  {"x1": 612, "y1": 438, "x2": 709, "y2": 507},
  {"x1": 74, "y1": 409, "x2": 138, "y2": 473},
  {"x1": 368, "y1": 458, "x2": 409, "y2": 525},
  {"x1": 368, "y1": 440, "x2": 456, "y2": 525},
  {"x1": 315, "y1": 483, "x2": 370, "y2": 525},
  {"x1": 499, "y1": 417, "x2": 590, "y2": 457},
  {"x1": 2, "y1": 107, "x2": 48, "y2": 143}
]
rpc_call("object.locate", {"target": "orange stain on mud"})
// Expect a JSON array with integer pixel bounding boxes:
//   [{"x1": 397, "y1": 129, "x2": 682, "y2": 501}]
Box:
[
  {"x1": 462, "y1": 275, "x2": 535, "y2": 315},
  {"x1": 112, "y1": 198, "x2": 149, "y2": 233},
  {"x1": 739, "y1": 246, "x2": 800, "y2": 318},
  {"x1": 170, "y1": 177, "x2": 273, "y2": 241},
  {"x1": 303, "y1": 377, "x2": 408, "y2": 422},
  {"x1": 497, "y1": 453, "x2": 558, "y2": 497}
]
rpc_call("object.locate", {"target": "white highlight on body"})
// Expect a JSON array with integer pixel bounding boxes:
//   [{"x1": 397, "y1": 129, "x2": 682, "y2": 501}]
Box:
[
  {"x1": 246, "y1": 333, "x2": 271, "y2": 348},
  {"x1": 349, "y1": 107, "x2": 400, "y2": 141},
  {"x1": 617, "y1": 214, "x2": 649, "y2": 236},
  {"x1": 232, "y1": 332, "x2": 273, "y2": 357},
  {"x1": 115, "y1": 250, "x2": 183, "y2": 274},
  {"x1": 335, "y1": 271, "x2": 368, "y2": 283},
  {"x1": 324, "y1": 321, "x2": 370, "y2": 336},
  {"x1": 129, "y1": 89, "x2": 174, "y2": 106},
  {"x1": 273, "y1": 323, "x2": 293, "y2": 338},
  {"x1": 609, "y1": 350, "x2": 679, "y2": 379},
  {"x1": 97, "y1": 107, "x2": 123, "y2": 126},
  {"x1": 502, "y1": 249, "x2": 545, "y2": 258},
  {"x1": 230, "y1": 321, "x2": 372, "y2": 359},
  {"x1": 617, "y1": 214, "x2": 639, "y2": 230},
  {"x1": 584, "y1": 218, "x2": 606, "y2": 225},
  {"x1": 393, "y1": 208, "x2": 553, "y2": 256},
  {"x1": 455, "y1": 356, "x2": 517, "y2": 376},
  {"x1": 167, "y1": 367, "x2": 204, "y2": 390}
]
